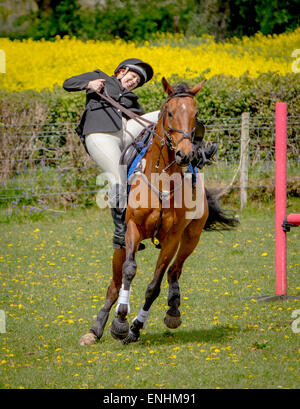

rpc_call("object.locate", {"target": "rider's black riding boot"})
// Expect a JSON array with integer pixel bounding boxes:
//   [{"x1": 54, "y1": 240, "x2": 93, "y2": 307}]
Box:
[
  {"x1": 111, "y1": 206, "x2": 127, "y2": 249},
  {"x1": 201, "y1": 143, "x2": 218, "y2": 164},
  {"x1": 193, "y1": 119, "x2": 218, "y2": 168},
  {"x1": 192, "y1": 142, "x2": 218, "y2": 169},
  {"x1": 110, "y1": 184, "x2": 145, "y2": 251}
]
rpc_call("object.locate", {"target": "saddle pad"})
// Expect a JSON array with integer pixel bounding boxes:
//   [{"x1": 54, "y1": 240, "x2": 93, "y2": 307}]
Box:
[{"x1": 127, "y1": 141, "x2": 151, "y2": 195}]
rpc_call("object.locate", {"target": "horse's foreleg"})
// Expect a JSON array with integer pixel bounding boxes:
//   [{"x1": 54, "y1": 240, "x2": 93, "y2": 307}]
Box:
[
  {"x1": 122, "y1": 235, "x2": 180, "y2": 344},
  {"x1": 165, "y1": 210, "x2": 208, "y2": 329},
  {"x1": 110, "y1": 219, "x2": 140, "y2": 341},
  {"x1": 79, "y1": 248, "x2": 125, "y2": 346}
]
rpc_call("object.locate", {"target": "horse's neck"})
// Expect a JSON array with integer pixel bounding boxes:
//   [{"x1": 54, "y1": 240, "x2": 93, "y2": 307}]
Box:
[{"x1": 145, "y1": 134, "x2": 181, "y2": 178}]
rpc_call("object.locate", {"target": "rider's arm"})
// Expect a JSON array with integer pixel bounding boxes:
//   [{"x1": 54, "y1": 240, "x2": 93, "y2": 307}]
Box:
[{"x1": 63, "y1": 71, "x2": 103, "y2": 92}]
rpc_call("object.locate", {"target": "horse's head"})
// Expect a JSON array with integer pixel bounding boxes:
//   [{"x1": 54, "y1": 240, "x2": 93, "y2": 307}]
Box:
[{"x1": 161, "y1": 77, "x2": 206, "y2": 167}]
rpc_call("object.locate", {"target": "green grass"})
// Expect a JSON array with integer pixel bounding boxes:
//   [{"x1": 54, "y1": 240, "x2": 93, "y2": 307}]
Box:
[{"x1": 0, "y1": 202, "x2": 300, "y2": 389}]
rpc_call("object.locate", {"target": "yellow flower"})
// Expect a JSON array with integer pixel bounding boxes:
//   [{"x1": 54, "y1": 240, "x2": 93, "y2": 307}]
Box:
[{"x1": 0, "y1": 28, "x2": 299, "y2": 92}]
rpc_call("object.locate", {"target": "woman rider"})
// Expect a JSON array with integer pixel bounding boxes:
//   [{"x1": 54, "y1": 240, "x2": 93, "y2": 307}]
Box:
[{"x1": 63, "y1": 59, "x2": 217, "y2": 250}]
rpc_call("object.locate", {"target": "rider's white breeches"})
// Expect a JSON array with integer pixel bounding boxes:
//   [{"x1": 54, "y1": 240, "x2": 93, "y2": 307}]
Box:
[{"x1": 85, "y1": 111, "x2": 160, "y2": 186}]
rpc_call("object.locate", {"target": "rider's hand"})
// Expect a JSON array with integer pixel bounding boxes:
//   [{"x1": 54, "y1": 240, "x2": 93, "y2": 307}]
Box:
[{"x1": 86, "y1": 79, "x2": 105, "y2": 93}]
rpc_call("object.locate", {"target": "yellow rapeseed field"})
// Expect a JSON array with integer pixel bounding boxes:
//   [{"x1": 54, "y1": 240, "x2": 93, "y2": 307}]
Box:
[{"x1": 0, "y1": 28, "x2": 299, "y2": 92}]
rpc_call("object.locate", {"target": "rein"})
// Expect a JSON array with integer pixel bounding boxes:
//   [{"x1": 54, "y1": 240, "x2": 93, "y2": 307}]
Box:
[
  {"x1": 97, "y1": 88, "x2": 196, "y2": 156},
  {"x1": 98, "y1": 87, "x2": 197, "y2": 201},
  {"x1": 145, "y1": 92, "x2": 198, "y2": 246},
  {"x1": 138, "y1": 92, "x2": 198, "y2": 206},
  {"x1": 96, "y1": 89, "x2": 155, "y2": 127}
]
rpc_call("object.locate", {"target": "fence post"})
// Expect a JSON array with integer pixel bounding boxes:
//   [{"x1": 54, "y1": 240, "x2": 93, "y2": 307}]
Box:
[{"x1": 240, "y1": 112, "x2": 250, "y2": 210}]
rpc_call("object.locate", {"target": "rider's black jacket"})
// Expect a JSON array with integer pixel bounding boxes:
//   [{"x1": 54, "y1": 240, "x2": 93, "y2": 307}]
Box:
[{"x1": 63, "y1": 69, "x2": 144, "y2": 137}]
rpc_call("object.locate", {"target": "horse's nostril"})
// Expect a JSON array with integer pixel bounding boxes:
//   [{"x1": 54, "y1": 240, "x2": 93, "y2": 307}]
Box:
[
  {"x1": 188, "y1": 150, "x2": 194, "y2": 160},
  {"x1": 175, "y1": 150, "x2": 191, "y2": 166},
  {"x1": 176, "y1": 150, "x2": 185, "y2": 159}
]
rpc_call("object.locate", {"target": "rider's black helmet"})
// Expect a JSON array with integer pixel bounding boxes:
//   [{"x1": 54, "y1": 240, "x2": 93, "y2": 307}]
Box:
[{"x1": 114, "y1": 58, "x2": 154, "y2": 87}]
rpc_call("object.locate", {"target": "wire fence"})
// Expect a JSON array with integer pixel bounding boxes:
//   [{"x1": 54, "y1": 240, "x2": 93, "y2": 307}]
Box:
[{"x1": 0, "y1": 114, "x2": 299, "y2": 214}]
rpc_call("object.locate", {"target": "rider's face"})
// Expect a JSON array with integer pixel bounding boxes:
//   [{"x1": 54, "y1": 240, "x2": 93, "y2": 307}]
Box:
[{"x1": 117, "y1": 69, "x2": 141, "y2": 90}]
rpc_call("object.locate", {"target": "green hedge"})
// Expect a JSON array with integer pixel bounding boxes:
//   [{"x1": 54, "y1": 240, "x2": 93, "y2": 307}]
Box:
[
  {"x1": 1, "y1": 71, "x2": 299, "y2": 169},
  {"x1": 1, "y1": 72, "x2": 299, "y2": 125},
  {"x1": 1, "y1": 72, "x2": 299, "y2": 213}
]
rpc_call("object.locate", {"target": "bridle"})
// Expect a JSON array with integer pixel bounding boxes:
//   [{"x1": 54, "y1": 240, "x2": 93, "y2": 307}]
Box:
[
  {"x1": 96, "y1": 87, "x2": 197, "y2": 172},
  {"x1": 125, "y1": 90, "x2": 199, "y2": 212},
  {"x1": 97, "y1": 87, "x2": 196, "y2": 153},
  {"x1": 154, "y1": 92, "x2": 197, "y2": 171},
  {"x1": 159, "y1": 92, "x2": 196, "y2": 151},
  {"x1": 136, "y1": 91, "x2": 199, "y2": 233}
]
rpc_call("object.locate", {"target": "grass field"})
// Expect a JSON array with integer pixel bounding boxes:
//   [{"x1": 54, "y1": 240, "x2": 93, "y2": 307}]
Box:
[{"x1": 0, "y1": 202, "x2": 299, "y2": 389}]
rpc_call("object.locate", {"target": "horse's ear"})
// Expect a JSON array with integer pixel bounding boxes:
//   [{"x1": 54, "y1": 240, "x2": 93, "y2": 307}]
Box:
[
  {"x1": 162, "y1": 77, "x2": 174, "y2": 95},
  {"x1": 189, "y1": 79, "x2": 207, "y2": 96}
]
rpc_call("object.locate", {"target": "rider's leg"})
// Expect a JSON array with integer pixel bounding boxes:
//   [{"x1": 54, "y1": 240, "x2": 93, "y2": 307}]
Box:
[
  {"x1": 193, "y1": 119, "x2": 218, "y2": 167},
  {"x1": 85, "y1": 131, "x2": 123, "y2": 183},
  {"x1": 85, "y1": 131, "x2": 127, "y2": 249},
  {"x1": 85, "y1": 112, "x2": 161, "y2": 249},
  {"x1": 124, "y1": 111, "x2": 160, "y2": 146}
]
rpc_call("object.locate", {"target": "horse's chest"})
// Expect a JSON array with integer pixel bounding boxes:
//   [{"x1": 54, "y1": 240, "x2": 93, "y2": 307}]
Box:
[
  {"x1": 161, "y1": 209, "x2": 186, "y2": 234},
  {"x1": 144, "y1": 209, "x2": 180, "y2": 237}
]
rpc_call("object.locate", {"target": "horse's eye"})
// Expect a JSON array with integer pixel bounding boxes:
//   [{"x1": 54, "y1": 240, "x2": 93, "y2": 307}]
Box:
[{"x1": 167, "y1": 111, "x2": 173, "y2": 118}]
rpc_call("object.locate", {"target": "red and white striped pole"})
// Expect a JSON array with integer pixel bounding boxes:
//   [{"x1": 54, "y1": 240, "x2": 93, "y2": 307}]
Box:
[{"x1": 275, "y1": 102, "x2": 287, "y2": 296}]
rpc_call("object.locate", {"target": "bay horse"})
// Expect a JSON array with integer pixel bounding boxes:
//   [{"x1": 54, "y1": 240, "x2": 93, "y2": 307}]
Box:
[{"x1": 79, "y1": 77, "x2": 238, "y2": 346}]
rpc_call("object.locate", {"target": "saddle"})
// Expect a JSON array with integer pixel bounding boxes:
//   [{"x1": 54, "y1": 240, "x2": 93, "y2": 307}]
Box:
[
  {"x1": 119, "y1": 125, "x2": 154, "y2": 180},
  {"x1": 120, "y1": 119, "x2": 205, "y2": 177}
]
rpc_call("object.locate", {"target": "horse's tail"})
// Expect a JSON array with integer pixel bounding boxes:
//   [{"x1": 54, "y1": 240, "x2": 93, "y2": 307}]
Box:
[{"x1": 204, "y1": 188, "x2": 239, "y2": 231}]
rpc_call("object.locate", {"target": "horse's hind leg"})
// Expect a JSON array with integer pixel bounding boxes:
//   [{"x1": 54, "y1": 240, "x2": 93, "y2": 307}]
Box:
[
  {"x1": 164, "y1": 213, "x2": 208, "y2": 329},
  {"x1": 79, "y1": 248, "x2": 125, "y2": 346}
]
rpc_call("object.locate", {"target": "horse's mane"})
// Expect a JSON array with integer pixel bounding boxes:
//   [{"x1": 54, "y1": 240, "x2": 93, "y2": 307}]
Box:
[{"x1": 171, "y1": 83, "x2": 193, "y2": 97}]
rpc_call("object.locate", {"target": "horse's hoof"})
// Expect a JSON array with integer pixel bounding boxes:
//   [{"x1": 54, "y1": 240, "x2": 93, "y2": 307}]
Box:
[
  {"x1": 121, "y1": 330, "x2": 140, "y2": 345},
  {"x1": 164, "y1": 314, "x2": 182, "y2": 329},
  {"x1": 110, "y1": 318, "x2": 129, "y2": 340},
  {"x1": 79, "y1": 332, "x2": 97, "y2": 346}
]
